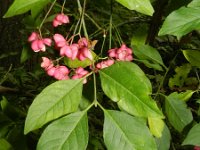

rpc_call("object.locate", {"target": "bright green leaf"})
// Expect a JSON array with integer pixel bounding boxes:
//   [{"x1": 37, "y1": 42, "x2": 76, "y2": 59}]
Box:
[
  {"x1": 165, "y1": 94, "x2": 193, "y2": 132},
  {"x1": 182, "y1": 123, "x2": 200, "y2": 146},
  {"x1": 132, "y1": 44, "x2": 166, "y2": 71},
  {"x1": 148, "y1": 117, "x2": 165, "y2": 138},
  {"x1": 4, "y1": 0, "x2": 49, "y2": 18},
  {"x1": 0, "y1": 138, "x2": 13, "y2": 150},
  {"x1": 159, "y1": 7, "x2": 200, "y2": 39},
  {"x1": 182, "y1": 50, "x2": 200, "y2": 68},
  {"x1": 37, "y1": 111, "x2": 88, "y2": 150},
  {"x1": 156, "y1": 124, "x2": 171, "y2": 150},
  {"x1": 115, "y1": 0, "x2": 154, "y2": 16},
  {"x1": 99, "y1": 62, "x2": 163, "y2": 118},
  {"x1": 24, "y1": 79, "x2": 83, "y2": 134},
  {"x1": 168, "y1": 90, "x2": 195, "y2": 102},
  {"x1": 188, "y1": 0, "x2": 200, "y2": 7},
  {"x1": 103, "y1": 110, "x2": 157, "y2": 150}
]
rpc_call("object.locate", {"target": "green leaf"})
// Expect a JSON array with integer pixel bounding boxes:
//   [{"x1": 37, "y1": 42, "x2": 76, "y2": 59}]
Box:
[
  {"x1": 37, "y1": 111, "x2": 88, "y2": 150},
  {"x1": 168, "y1": 90, "x2": 195, "y2": 102},
  {"x1": 99, "y1": 62, "x2": 163, "y2": 118},
  {"x1": 131, "y1": 24, "x2": 148, "y2": 45},
  {"x1": 24, "y1": 79, "x2": 83, "y2": 134},
  {"x1": 182, "y1": 124, "x2": 200, "y2": 146},
  {"x1": 0, "y1": 138, "x2": 13, "y2": 150},
  {"x1": 31, "y1": 0, "x2": 50, "y2": 18},
  {"x1": 132, "y1": 44, "x2": 166, "y2": 71},
  {"x1": 115, "y1": 0, "x2": 154, "y2": 16},
  {"x1": 4, "y1": 0, "x2": 49, "y2": 18},
  {"x1": 156, "y1": 124, "x2": 171, "y2": 150},
  {"x1": 103, "y1": 110, "x2": 157, "y2": 150},
  {"x1": 159, "y1": 7, "x2": 200, "y2": 39},
  {"x1": 165, "y1": 94, "x2": 193, "y2": 132},
  {"x1": 148, "y1": 117, "x2": 165, "y2": 138},
  {"x1": 188, "y1": 0, "x2": 200, "y2": 7},
  {"x1": 168, "y1": 63, "x2": 191, "y2": 89},
  {"x1": 182, "y1": 50, "x2": 200, "y2": 68},
  {"x1": 20, "y1": 46, "x2": 32, "y2": 63}
]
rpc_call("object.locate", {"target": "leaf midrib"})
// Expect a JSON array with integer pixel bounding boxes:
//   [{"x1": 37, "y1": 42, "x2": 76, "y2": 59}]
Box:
[{"x1": 100, "y1": 71, "x2": 158, "y2": 115}]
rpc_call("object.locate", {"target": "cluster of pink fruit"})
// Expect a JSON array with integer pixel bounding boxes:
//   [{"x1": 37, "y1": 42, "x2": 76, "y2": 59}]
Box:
[{"x1": 28, "y1": 13, "x2": 133, "y2": 83}]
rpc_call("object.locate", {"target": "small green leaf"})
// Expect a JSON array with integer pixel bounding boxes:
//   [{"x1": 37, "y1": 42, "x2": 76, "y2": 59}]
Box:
[
  {"x1": 4, "y1": 0, "x2": 50, "y2": 18},
  {"x1": 168, "y1": 64, "x2": 191, "y2": 89},
  {"x1": 159, "y1": 7, "x2": 200, "y2": 39},
  {"x1": 131, "y1": 24, "x2": 148, "y2": 45},
  {"x1": 103, "y1": 110, "x2": 157, "y2": 150},
  {"x1": 182, "y1": 124, "x2": 200, "y2": 146},
  {"x1": 99, "y1": 62, "x2": 163, "y2": 118},
  {"x1": 20, "y1": 46, "x2": 32, "y2": 63},
  {"x1": 24, "y1": 79, "x2": 83, "y2": 134},
  {"x1": 37, "y1": 111, "x2": 88, "y2": 150},
  {"x1": 0, "y1": 138, "x2": 13, "y2": 150},
  {"x1": 188, "y1": 0, "x2": 200, "y2": 7},
  {"x1": 168, "y1": 90, "x2": 195, "y2": 102},
  {"x1": 156, "y1": 124, "x2": 171, "y2": 150},
  {"x1": 165, "y1": 94, "x2": 193, "y2": 132},
  {"x1": 115, "y1": 0, "x2": 154, "y2": 16},
  {"x1": 132, "y1": 44, "x2": 166, "y2": 71},
  {"x1": 182, "y1": 50, "x2": 200, "y2": 68},
  {"x1": 148, "y1": 117, "x2": 165, "y2": 138}
]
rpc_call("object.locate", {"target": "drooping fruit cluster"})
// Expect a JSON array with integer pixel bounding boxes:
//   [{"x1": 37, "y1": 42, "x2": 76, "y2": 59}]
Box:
[{"x1": 28, "y1": 13, "x2": 133, "y2": 83}]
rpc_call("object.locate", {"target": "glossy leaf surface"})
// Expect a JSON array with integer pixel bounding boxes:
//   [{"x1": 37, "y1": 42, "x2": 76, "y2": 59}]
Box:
[
  {"x1": 159, "y1": 7, "x2": 200, "y2": 39},
  {"x1": 103, "y1": 110, "x2": 157, "y2": 150},
  {"x1": 24, "y1": 79, "x2": 83, "y2": 134},
  {"x1": 37, "y1": 111, "x2": 88, "y2": 150},
  {"x1": 165, "y1": 94, "x2": 193, "y2": 132},
  {"x1": 100, "y1": 62, "x2": 163, "y2": 118},
  {"x1": 115, "y1": 0, "x2": 154, "y2": 16}
]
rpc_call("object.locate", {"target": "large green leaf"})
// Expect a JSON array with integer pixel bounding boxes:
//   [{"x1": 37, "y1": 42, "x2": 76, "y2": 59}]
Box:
[
  {"x1": 156, "y1": 124, "x2": 171, "y2": 150},
  {"x1": 31, "y1": 0, "x2": 50, "y2": 18},
  {"x1": 103, "y1": 110, "x2": 157, "y2": 150},
  {"x1": 188, "y1": 0, "x2": 200, "y2": 7},
  {"x1": 0, "y1": 138, "x2": 13, "y2": 150},
  {"x1": 4, "y1": 0, "x2": 49, "y2": 18},
  {"x1": 165, "y1": 93, "x2": 193, "y2": 132},
  {"x1": 132, "y1": 44, "x2": 166, "y2": 71},
  {"x1": 37, "y1": 111, "x2": 88, "y2": 150},
  {"x1": 115, "y1": 0, "x2": 154, "y2": 16},
  {"x1": 182, "y1": 124, "x2": 200, "y2": 146},
  {"x1": 99, "y1": 62, "x2": 163, "y2": 118},
  {"x1": 159, "y1": 7, "x2": 200, "y2": 39},
  {"x1": 24, "y1": 79, "x2": 83, "y2": 134},
  {"x1": 182, "y1": 50, "x2": 200, "y2": 68}
]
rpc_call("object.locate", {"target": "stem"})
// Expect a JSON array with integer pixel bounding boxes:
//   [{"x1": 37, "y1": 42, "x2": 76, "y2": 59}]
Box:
[
  {"x1": 154, "y1": 53, "x2": 178, "y2": 99},
  {"x1": 61, "y1": 0, "x2": 67, "y2": 13},
  {"x1": 92, "y1": 66, "x2": 98, "y2": 107},
  {"x1": 100, "y1": 30, "x2": 106, "y2": 57},
  {"x1": 84, "y1": 102, "x2": 94, "y2": 112},
  {"x1": 85, "y1": 13, "x2": 102, "y2": 30},
  {"x1": 77, "y1": 0, "x2": 88, "y2": 38},
  {"x1": 109, "y1": 0, "x2": 113, "y2": 49},
  {"x1": 38, "y1": 0, "x2": 57, "y2": 30}
]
